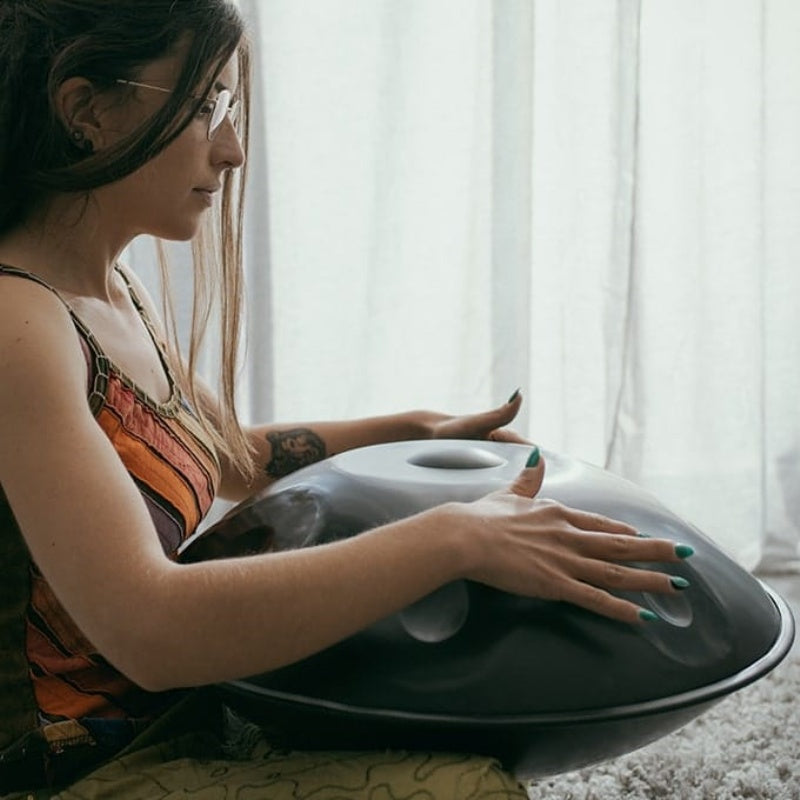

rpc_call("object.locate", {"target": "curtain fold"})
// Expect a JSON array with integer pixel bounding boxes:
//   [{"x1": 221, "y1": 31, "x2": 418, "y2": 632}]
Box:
[
  {"x1": 243, "y1": 0, "x2": 497, "y2": 422},
  {"x1": 621, "y1": 0, "x2": 768, "y2": 566},
  {"x1": 129, "y1": 0, "x2": 800, "y2": 570},
  {"x1": 239, "y1": 0, "x2": 275, "y2": 424},
  {"x1": 490, "y1": 0, "x2": 534, "y2": 434},
  {"x1": 761, "y1": 0, "x2": 800, "y2": 571}
]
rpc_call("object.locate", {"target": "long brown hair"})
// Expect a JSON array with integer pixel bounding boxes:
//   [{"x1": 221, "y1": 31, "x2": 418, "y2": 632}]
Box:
[{"x1": 0, "y1": 0, "x2": 255, "y2": 480}]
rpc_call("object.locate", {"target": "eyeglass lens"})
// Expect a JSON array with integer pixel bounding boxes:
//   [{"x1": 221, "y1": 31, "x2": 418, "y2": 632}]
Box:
[{"x1": 209, "y1": 89, "x2": 234, "y2": 139}]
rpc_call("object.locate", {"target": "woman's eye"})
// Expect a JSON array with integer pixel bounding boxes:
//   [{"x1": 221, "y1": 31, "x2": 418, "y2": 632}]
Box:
[{"x1": 197, "y1": 103, "x2": 215, "y2": 117}]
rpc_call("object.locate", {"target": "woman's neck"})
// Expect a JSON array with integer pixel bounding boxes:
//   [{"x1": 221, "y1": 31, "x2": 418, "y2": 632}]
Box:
[{"x1": 0, "y1": 196, "x2": 133, "y2": 300}]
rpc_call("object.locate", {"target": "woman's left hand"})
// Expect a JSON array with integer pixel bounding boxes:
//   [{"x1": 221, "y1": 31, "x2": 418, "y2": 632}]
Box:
[{"x1": 418, "y1": 391, "x2": 530, "y2": 444}]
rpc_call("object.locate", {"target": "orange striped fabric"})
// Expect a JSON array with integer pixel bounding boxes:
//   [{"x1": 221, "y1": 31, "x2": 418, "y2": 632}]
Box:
[{"x1": 0, "y1": 265, "x2": 221, "y2": 742}]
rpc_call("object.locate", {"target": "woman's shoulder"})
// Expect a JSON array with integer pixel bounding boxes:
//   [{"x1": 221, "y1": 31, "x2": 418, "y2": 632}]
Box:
[
  {"x1": 0, "y1": 265, "x2": 77, "y2": 337},
  {"x1": 0, "y1": 269, "x2": 88, "y2": 408}
]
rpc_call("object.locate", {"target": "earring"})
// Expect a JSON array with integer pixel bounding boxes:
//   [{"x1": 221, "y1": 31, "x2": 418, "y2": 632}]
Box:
[{"x1": 71, "y1": 130, "x2": 94, "y2": 153}]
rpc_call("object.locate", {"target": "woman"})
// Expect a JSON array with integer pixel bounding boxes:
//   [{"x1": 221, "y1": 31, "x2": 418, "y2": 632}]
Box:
[{"x1": 0, "y1": 2, "x2": 691, "y2": 797}]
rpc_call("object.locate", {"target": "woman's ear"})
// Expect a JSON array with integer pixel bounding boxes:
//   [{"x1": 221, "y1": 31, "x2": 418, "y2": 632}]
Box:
[{"x1": 56, "y1": 77, "x2": 103, "y2": 153}]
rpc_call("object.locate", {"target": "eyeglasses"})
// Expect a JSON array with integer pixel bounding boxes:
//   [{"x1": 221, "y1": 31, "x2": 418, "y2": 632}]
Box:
[{"x1": 114, "y1": 79, "x2": 239, "y2": 141}]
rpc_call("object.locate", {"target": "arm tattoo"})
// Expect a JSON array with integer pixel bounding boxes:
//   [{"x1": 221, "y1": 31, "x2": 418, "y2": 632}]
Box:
[{"x1": 264, "y1": 428, "x2": 327, "y2": 478}]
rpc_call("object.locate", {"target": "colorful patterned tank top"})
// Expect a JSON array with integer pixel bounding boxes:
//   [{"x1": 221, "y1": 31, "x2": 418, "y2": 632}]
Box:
[{"x1": 0, "y1": 264, "x2": 221, "y2": 752}]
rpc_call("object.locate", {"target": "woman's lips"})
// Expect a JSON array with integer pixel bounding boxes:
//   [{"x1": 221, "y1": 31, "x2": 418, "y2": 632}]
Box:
[{"x1": 192, "y1": 188, "x2": 217, "y2": 205}]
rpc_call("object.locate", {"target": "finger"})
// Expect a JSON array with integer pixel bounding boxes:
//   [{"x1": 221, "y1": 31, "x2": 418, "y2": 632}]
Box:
[
  {"x1": 487, "y1": 428, "x2": 531, "y2": 444},
  {"x1": 557, "y1": 580, "x2": 659, "y2": 625},
  {"x1": 465, "y1": 393, "x2": 524, "y2": 436},
  {"x1": 576, "y1": 560, "x2": 685, "y2": 595},
  {"x1": 508, "y1": 447, "x2": 545, "y2": 498},
  {"x1": 562, "y1": 506, "x2": 639, "y2": 537},
  {"x1": 571, "y1": 531, "x2": 687, "y2": 564}
]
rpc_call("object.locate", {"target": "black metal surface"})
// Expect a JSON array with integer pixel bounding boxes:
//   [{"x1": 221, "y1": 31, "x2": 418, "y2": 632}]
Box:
[
  {"x1": 218, "y1": 587, "x2": 792, "y2": 777},
  {"x1": 181, "y1": 442, "x2": 795, "y2": 778}
]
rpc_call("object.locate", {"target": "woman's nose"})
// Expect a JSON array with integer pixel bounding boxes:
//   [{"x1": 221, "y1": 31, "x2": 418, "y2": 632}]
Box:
[{"x1": 212, "y1": 117, "x2": 245, "y2": 170}]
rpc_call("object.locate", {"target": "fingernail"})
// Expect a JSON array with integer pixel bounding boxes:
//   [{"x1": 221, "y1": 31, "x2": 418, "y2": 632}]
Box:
[
  {"x1": 508, "y1": 387, "x2": 521, "y2": 404},
  {"x1": 639, "y1": 608, "x2": 659, "y2": 622},
  {"x1": 670, "y1": 576, "x2": 690, "y2": 590},
  {"x1": 525, "y1": 447, "x2": 540, "y2": 468},
  {"x1": 675, "y1": 544, "x2": 694, "y2": 559}
]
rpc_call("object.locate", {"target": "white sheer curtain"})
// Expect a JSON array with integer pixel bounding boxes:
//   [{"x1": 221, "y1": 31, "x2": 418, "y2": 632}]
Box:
[{"x1": 130, "y1": 0, "x2": 800, "y2": 571}]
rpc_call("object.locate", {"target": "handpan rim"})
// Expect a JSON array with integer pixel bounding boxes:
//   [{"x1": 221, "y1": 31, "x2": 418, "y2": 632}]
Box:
[{"x1": 221, "y1": 582, "x2": 794, "y2": 728}]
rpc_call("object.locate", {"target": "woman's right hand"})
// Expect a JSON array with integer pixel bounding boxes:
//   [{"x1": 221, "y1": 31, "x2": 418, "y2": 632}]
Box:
[{"x1": 441, "y1": 448, "x2": 690, "y2": 624}]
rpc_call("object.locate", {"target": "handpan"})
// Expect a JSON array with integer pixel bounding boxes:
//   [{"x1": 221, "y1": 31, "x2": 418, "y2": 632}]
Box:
[{"x1": 180, "y1": 441, "x2": 795, "y2": 778}]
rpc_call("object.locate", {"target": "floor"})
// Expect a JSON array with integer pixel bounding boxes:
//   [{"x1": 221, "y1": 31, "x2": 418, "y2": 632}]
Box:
[{"x1": 758, "y1": 573, "x2": 800, "y2": 655}]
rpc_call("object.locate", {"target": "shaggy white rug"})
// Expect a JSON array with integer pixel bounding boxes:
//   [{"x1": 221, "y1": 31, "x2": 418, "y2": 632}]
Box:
[{"x1": 526, "y1": 656, "x2": 800, "y2": 800}]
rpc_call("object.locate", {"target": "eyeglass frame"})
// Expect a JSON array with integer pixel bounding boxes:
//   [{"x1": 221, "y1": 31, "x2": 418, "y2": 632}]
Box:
[{"x1": 114, "y1": 79, "x2": 238, "y2": 141}]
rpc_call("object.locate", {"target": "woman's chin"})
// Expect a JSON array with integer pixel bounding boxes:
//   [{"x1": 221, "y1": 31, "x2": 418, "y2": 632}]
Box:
[{"x1": 151, "y1": 215, "x2": 207, "y2": 242}]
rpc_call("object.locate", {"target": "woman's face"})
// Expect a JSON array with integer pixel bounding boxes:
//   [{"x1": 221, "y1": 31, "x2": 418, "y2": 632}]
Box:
[{"x1": 96, "y1": 44, "x2": 245, "y2": 242}]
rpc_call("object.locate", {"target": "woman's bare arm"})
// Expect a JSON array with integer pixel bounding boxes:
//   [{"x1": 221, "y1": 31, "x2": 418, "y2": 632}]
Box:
[
  {"x1": 119, "y1": 266, "x2": 525, "y2": 501},
  {"x1": 0, "y1": 279, "x2": 688, "y2": 694},
  {"x1": 215, "y1": 409, "x2": 519, "y2": 501}
]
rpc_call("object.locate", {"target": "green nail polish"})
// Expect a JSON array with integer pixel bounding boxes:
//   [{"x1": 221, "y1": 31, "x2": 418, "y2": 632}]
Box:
[
  {"x1": 639, "y1": 609, "x2": 659, "y2": 622},
  {"x1": 675, "y1": 544, "x2": 695, "y2": 559},
  {"x1": 508, "y1": 387, "x2": 521, "y2": 404},
  {"x1": 670, "y1": 576, "x2": 690, "y2": 590},
  {"x1": 525, "y1": 447, "x2": 540, "y2": 468}
]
